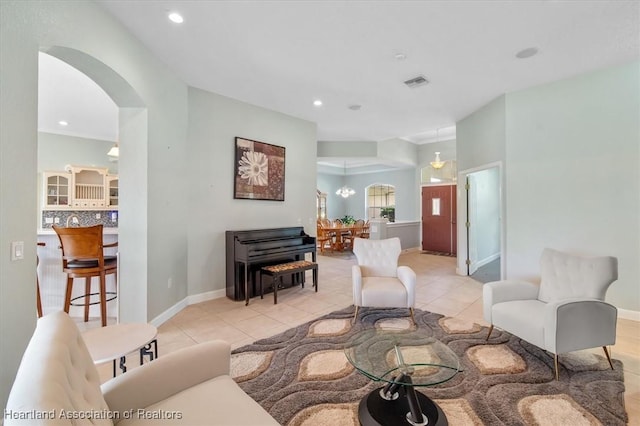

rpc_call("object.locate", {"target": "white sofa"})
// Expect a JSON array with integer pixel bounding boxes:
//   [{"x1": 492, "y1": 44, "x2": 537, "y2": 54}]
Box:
[{"x1": 5, "y1": 311, "x2": 279, "y2": 426}]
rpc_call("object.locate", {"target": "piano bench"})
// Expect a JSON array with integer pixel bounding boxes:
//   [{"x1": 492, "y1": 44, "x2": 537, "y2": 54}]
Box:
[{"x1": 260, "y1": 260, "x2": 318, "y2": 304}]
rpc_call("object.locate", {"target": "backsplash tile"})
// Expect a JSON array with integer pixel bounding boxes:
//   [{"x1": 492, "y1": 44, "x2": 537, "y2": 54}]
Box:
[{"x1": 41, "y1": 210, "x2": 118, "y2": 228}]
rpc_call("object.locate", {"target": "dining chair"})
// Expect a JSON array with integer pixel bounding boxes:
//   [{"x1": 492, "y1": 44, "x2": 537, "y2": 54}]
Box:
[{"x1": 316, "y1": 224, "x2": 334, "y2": 253}]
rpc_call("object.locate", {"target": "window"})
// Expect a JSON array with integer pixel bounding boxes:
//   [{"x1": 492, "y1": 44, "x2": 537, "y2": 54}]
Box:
[{"x1": 366, "y1": 184, "x2": 395, "y2": 222}]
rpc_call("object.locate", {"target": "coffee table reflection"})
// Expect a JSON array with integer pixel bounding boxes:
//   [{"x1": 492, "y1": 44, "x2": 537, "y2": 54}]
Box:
[{"x1": 345, "y1": 328, "x2": 460, "y2": 425}]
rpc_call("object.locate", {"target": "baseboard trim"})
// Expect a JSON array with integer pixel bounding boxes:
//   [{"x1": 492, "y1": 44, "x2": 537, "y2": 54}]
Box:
[
  {"x1": 474, "y1": 253, "x2": 500, "y2": 269},
  {"x1": 618, "y1": 308, "x2": 640, "y2": 322},
  {"x1": 150, "y1": 289, "x2": 226, "y2": 327},
  {"x1": 151, "y1": 290, "x2": 640, "y2": 326}
]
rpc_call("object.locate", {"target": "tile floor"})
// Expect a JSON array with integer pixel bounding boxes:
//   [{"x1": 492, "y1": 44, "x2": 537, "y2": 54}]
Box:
[{"x1": 84, "y1": 250, "x2": 639, "y2": 424}]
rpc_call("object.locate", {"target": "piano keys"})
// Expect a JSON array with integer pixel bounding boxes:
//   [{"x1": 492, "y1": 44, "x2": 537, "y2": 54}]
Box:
[{"x1": 225, "y1": 227, "x2": 317, "y2": 303}]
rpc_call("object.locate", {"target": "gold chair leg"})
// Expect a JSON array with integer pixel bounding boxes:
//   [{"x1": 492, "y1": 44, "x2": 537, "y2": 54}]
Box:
[
  {"x1": 409, "y1": 307, "x2": 416, "y2": 326},
  {"x1": 603, "y1": 346, "x2": 614, "y2": 370},
  {"x1": 352, "y1": 306, "x2": 359, "y2": 323},
  {"x1": 554, "y1": 354, "x2": 559, "y2": 381},
  {"x1": 486, "y1": 325, "x2": 494, "y2": 341}
]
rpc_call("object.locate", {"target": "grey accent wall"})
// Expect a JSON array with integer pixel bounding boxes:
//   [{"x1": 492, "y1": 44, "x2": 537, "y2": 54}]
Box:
[
  {"x1": 317, "y1": 172, "x2": 346, "y2": 220},
  {"x1": 1, "y1": 0, "x2": 188, "y2": 407},
  {"x1": 340, "y1": 169, "x2": 419, "y2": 222},
  {"x1": 186, "y1": 88, "x2": 317, "y2": 297},
  {"x1": 504, "y1": 61, "x2": 639, "y2": 312},
  {"x1": 457, "y1": 61, "x2": 640, "y2": 312}
]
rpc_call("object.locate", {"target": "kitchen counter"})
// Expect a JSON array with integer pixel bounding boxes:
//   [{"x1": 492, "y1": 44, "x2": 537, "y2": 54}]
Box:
[{"x1": 37, "y1": 227, "x2": 118, "y2": 235}]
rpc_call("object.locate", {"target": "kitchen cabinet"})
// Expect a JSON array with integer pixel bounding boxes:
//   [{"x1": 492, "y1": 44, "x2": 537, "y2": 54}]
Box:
[
  {"x1": 67, "y1": 165, "x2": 108, "y2": 208},
  {"x1": 106, "y1": 175, "x2": 118, "y2": 207},
  {"x1": 43, "y1": 172, "x2": 71, "y2": 209},
  {"x1": 42, "y1": 166, "x2": 118, "y2": 210}
]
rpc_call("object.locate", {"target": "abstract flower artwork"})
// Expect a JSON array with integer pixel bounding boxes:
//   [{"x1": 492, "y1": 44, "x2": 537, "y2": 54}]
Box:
[{"x1": 234, "y1": 137, "x2": 285, "y2": 201}]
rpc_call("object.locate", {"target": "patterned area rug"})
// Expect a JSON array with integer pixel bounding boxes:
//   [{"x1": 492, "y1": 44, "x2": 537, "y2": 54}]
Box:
[{"x1": 231, "y1": 307, "x2": 627, "y2": 425}]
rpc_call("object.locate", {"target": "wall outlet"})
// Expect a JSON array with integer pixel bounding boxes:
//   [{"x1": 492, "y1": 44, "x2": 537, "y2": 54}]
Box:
[
  {"x1": 54, "y1": 217, "x2": 60, "y2": 224},
  {"x1": 168, "y1": 277, "x2": 173, "y2": 288},
  {"x1": 45, "y1": 217, "x2": 53, "y2": 224},
  {"x1": 95, "y1": 213, "x2": 101, "y2": 219}
]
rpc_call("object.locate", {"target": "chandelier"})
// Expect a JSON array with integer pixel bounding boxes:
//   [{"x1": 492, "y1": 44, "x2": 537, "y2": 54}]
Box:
[
  {"x1": 430, "y1": 128, "x2": 445, "y2": 169},
  {"x1": 336, "y1": 161, "x2": 355, "y2": 198},
  {"x1": 430, "y1": 151, "x2": 445, "y2": 169}
]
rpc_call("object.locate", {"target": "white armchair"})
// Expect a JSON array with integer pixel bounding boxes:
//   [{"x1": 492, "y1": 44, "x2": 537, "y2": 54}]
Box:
[
  {"x1": 352, "y1": 237, "x2": 417, "y2": 324},
  {"x1": 483, "y1": 248, "x2": 618, "y2": 380},
  {"x1": 5, "y1": 311, "x2": 279, "y2": 425}
]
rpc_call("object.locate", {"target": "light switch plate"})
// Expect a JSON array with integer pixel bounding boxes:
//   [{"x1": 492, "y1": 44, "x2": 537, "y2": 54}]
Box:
[{"x1": 11, "y1": 241, "x2": 24, "y2": 261}]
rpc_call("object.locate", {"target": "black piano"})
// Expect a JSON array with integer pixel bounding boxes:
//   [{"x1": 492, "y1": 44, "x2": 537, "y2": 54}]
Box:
[{"x1": 226, "y1": 227, "x2": 316, "y2": 302}]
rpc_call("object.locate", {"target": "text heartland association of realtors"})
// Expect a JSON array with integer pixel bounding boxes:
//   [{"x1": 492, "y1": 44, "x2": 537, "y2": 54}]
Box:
[{"x1": 3, "y1": 409, "x2": 183, "y2": 421}]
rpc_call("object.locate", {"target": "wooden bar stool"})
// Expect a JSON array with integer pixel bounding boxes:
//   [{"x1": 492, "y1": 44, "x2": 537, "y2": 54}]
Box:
[
  {"x1": 53, "y1": 224, "x2": 118, "y2": 327},
  {"x1": 36, "y1": 242, "x2": 45, "y2": 318}
]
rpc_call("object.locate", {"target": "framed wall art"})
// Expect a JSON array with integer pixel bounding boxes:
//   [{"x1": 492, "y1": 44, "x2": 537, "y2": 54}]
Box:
[{"x1": 234, "y1": 137, "x2": 286, "y2": 201}]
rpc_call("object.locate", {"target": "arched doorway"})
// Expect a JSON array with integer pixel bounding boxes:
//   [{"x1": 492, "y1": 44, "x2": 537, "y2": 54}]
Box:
[{"x1": 38, "y1": 46, "x2": 148, "y2": 323}]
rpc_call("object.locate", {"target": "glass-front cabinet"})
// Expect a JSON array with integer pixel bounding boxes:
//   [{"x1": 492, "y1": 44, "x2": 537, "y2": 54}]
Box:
[
  {"x1": 106, "y1": 175, "x2": 118, "y2": 207},
  {"x1": 43, "y1": 172, "x2": 71, "y2": 209}
]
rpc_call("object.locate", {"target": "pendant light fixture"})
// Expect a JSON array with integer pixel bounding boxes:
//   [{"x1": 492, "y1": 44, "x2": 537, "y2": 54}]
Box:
[
  {"x1": 430, "y1": 128, "x2": 445, "y2": 169},
  {"x1": 107, "y1": 141, "x2": 119, "y2": 157},
  {"x1": 431, "y1": 152, "x2": 445, "y2": 169},
  {"x1": 335, "y1": 161, "x2": 355, "y2": 198}
]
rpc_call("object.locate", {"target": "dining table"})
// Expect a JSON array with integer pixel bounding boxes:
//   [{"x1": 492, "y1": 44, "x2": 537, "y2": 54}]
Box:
[{"x1": 321, "y1": 223, "x2": 369, "y2": 251}]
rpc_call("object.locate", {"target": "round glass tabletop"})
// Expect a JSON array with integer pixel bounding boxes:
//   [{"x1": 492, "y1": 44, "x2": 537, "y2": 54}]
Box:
[{"x1": 344, "y1": 327, "x2": 460, "y2": 387}]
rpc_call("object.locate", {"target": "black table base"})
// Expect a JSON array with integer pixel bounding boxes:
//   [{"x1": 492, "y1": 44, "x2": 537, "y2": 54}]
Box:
[{"x1": 358, "y1": 386, "x2": 448, "y2": 426}]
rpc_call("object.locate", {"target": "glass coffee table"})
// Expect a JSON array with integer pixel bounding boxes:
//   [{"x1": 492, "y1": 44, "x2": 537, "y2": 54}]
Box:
[{"x1": 345, "y1": 328, "x2": 460, "y2": 425}]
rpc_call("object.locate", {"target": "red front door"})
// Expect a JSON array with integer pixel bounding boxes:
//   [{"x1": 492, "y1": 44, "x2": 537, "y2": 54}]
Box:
[{"x1": 422, "y1": 185, "x2": 457, "y2": 254}]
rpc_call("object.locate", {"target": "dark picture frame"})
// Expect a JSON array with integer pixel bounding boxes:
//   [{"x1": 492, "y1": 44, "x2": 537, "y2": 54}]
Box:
[{"x1": 234, "y1": 137, "x2": 286, "y2": 201}]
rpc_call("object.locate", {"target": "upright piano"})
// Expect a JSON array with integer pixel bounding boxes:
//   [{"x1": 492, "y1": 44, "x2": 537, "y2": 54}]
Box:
[{"x1": 225, "y1": 227, "x2": 316, "y2": 302}]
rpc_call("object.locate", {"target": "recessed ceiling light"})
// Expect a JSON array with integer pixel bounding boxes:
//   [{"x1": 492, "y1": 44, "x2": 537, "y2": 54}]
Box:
[
  {"x1": 394, "y1": 53, "x2": 407, "y2": 61},
  {"x1": 515, "y1": 47, "x2": 539, "y2": 59},
  {"x1": 58, "y1": 120, "x2": 68, "y2": 126},
  {"x1": 313, "y1": 99, "x2": 323, "y2": 107},
  {"x1": 168, "y1": 12, "x2": 184, "y2": 24}
]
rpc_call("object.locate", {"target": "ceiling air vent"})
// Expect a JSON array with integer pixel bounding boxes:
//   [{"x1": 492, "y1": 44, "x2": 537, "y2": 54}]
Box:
[{"x1": 404, "y1": 75, "x2": 429, "y2": 89}]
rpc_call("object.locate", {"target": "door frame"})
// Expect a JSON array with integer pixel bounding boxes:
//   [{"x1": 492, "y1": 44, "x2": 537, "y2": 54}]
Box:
[{"x1": 456, "y1": 161, "x2": 505, "y2": 279}]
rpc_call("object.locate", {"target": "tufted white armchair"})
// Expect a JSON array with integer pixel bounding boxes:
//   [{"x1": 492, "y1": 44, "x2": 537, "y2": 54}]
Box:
[
  {"x1": 483, "y1": 248, "x2": 619, "y2": 380},
  {"x1": 5, "y1": 311, "x2": 279, "y2": 425},
  {"x1": 352, "y1": 237, "x2": 417, "y2": 324}
]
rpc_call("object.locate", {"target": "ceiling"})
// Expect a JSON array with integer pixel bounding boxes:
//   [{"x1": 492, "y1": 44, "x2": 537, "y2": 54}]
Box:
[{"x1": 39, "y1": 1, "x2": 639, "y2": 171}]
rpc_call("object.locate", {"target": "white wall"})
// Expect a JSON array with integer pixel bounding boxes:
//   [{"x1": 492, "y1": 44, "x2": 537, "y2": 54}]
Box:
[
  {"x1": 186, "y1": 88, "x2": 318, "y2": 296},
  {"x1": 472, "y1": 167, "x2": 500, "y2": 263},
  {"x1": 457, "y1": 61, "x2": 640, "y2": 314},
  {"x1": 0, "y1": 0, "x2": 188, "y2": 407},
  {"x1": 505, "y1": 61, "x2": 639, "y2": 312},
  {"x1": 417, "y1": 138, "x2": 456, "y2": 166}
]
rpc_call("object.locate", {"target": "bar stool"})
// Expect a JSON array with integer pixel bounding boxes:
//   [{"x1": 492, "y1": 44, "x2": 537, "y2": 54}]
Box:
[
  {"x1": 36, "y1": 242, "x2": 45, "y2": 318},
  {"x1": 53, "y1": 224, "x2": 118, "y2": 327}
]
